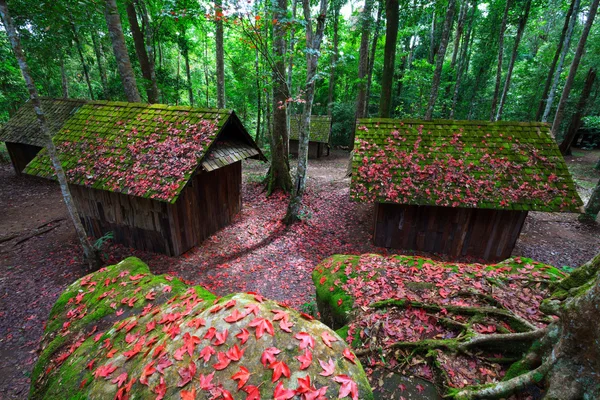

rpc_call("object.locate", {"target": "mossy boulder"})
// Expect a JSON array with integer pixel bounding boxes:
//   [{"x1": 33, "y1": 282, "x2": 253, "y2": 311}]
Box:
[{"x1": 31, "y1": 257, "x2": 373, "y2": 399}]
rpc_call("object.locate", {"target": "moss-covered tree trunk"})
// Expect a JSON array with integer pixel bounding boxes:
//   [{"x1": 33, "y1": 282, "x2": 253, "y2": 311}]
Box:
[{"x1": 579, "y1": 179, "x2": 600, "y2": 222}]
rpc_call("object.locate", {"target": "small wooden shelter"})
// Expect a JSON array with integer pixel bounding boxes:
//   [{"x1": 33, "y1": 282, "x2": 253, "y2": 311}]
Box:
[
  {"x1": 25, "y1": 101, "x2": 265, "y2": 256},
  {"x1": 289, "y1": 115, "x2": 331, "y2": 158},
  {"x1": 351, "y1": 119, "x2": 582, "y2": 261},
  {"x1": 0, "y1": 98, "x2": 87, "y2": 175}
]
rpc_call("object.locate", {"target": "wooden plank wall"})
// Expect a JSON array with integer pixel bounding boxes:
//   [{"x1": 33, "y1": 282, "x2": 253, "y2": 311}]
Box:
[
  {"x1": 289, "y1": 140, "x2": 326, "y2": 158},
  {"x1": 70, "y1": 185, "x2": 173, "y2": 255},
  {"x1": 5, "y1": 142, "x2": 43, "y2": 175},
  {"x1": 167, "y1": 161, "x2": 242, "y2": 256},
  {"x1": 373, "y1": 203, "x2": 528, "y2": 262}
]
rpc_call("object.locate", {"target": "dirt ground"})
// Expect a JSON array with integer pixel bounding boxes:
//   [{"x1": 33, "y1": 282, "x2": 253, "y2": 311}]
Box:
[{"x1": 0, "y1": 149, "x2": 599, "y2": 398}]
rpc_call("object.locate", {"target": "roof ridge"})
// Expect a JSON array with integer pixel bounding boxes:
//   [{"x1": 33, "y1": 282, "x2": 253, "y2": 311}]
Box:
[
  {"x1": 358, "y1": 118, "x2": 550, "y2": 127},
  {"x1": 85, "y1": 100, "x2": 233, "y2": 114}
]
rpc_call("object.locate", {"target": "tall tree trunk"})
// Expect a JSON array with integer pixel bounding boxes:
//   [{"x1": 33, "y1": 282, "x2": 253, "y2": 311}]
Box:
[
  {"x1": 551, "y1": 0, "x2": 599, "y2": 137},
  {"x1": 350, "y1": 0, "x2": 375, "y2": 147},
  {"x1": 104, "y1": 0, "x2": 141, "y2": 102},
  {"x1": 424, "y1": 0, "x2": 456, "y2": 120},
  {"x1": 287, "y1": 0, "x2": 298, "y2": 101},
  {"x1": 137, "y1": 0, "x2": 158, "y2": 100},
  {"x1": 579, "y1": 178, "x2": 600, "y2": 222},
  {"x1": 535, "y1": 0, "x2": 577, "y2": 121},
  {"x1": 0, "y1": 0, "x2": 101, "y2": 270},
  {"x1": 126, "y1": 0, "x2": 158, "y2": 103},
  {"x1": 450, "y1": 0, "x2": 467, "y2": 69},
  {"x1": 428, "y1": 10, "x2": 436, "y2": 64},
  {"x1": 178, "y1": 28, "x2": 194, "y2": 106},
  {"x1": 559, "y1": 68, "x2": 596, "y2": 155},
  {"x1": 365, "y1": 0, "x2": 384, "y2": 115},
  {"x1": 255, "y1": 47, "x2": 262, "y2": 145},
  {"x1": 450, "y1": 0, "x2": 476, "y2": 119},
  {"x1": 490, "y1": 0, "x2": 512, "y2": 120},
  {"x1": 60, "y1": 57, "x2": 69, "y2": 98},
  {"x1": 285, "y1": 0, "x2": 329, "y2": 224},
  {"x1": 496, "y1": 0, "x2": 532, "y2": 121},
  {"x1": 215, "y1": 0, "x2": 226, "y2": 108},
  {"x1": 267, "y1": 0, "x2": 292, "y2": 194},
  {"x1": 379, "y1": 0, "x2": 399, "y2": 118},
  {"x1": 543, "y1": 0, "x2": 581, "y2": 122},
  {"x1": 327, "y1": 1, "x2": 341, "y2": 117},
  {"x1": 90, "y1": 29, "x2": 110, "y2": 100},
  {"x1": 70, "y1": 22, "x2": 94, "y2": 100}
]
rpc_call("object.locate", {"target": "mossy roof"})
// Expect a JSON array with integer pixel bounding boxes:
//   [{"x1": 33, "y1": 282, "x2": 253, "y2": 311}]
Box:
[
  {"x1": 24, "y1": 101, "x2": 264, "y2": 203},
  {"x1": 289, "y1": 115, "x2": 331, "y2": 143},
  {"x1": 350, "y1": 119, "x2": 582, "y2": 212},
  {"x1": 0, "y1": 98, "x2": 87, "y2": 147}
]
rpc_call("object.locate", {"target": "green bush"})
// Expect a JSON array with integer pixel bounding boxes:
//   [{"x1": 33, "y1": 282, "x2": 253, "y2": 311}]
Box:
[{"x1": 331, "y1": 102, "x2": 355, "y2": 147}]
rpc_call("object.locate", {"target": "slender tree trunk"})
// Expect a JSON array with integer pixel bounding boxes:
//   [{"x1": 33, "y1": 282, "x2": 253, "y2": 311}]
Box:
[
  {"x1": 215, "y1": 0, "x2": 226, "y2": 108},
  {"x1": 178, "y1": 28, "x2": 194, "y2": 106},
  {"x1": 90, "y1": 29, "x2": 110, "y2": 100},
  {"x1": 579, "y1": 178, "x2": 600, "y2": 221},
  {"x1": 551, "y1": 0, "x2": 599, "y2": 137},
  {"x1": 543, "y1": 0, "x2": 581, "y2": 122},
  {"x1": 365, "y1": 0, "x2": 384, "y2": 115},
  {"x1": 255, "y1": 48, "x2": 262, "y2": 145},
  {"x1": 535, "y1": 0, "x2": 577, "y2": 121},
  {"x1": 490, "y1": 0, "x2": 512, "y2": 120},
  {"x1": 60, "y1": 57, "x2": 69, "y2": 98},
  {"x1": 137, "y1": 0, "x2": 158, "y2": 102},
  {"x1": 71, "y1": 23, "x2": 94, "y2": 100},
  {"x1": 126, "y1": 0, "x2": 158, "y2": 103},
  {"x1": 559, "y1": 68, "x2": 596, "y2": 155},
  {"x1": 350, "y1": 0, "x2": 375, "y2": 147},
  {"x1": 267, "y1": 0, "x2": 292, "y2": 194},
  {"x1": 379, "y1": 0, "x2": 399, "y2": 118},
  {"x1": 328, "y1": 2, "x2": 341, "y2": 117},
  {"x1": 429, "y1": 10, "x2": 436, "y2": 64},
  {"x1": 104, "y1": 0, "x2": 141, "y2": 102},
  {"x1": 0, "y1": 0, "x2": 101, "y2": 270},
  {"x1": 424, "y1": 0, "x2": 456, "y2": 120},
  {"x1": 288, "y1": 0, "x2": 298, "y2": 101},
  {"x1": 450, "y1": 0, "x2": 467, "y2": 69},
  {"x1": 496, "y1": 0, "x2": 532, "y2": 121},
  {"x1": 450, "y1": 0, "x2": 476, "y2": 119},
  {"x1": 285, "y1": 0, "x2": 329, "y2": 224}
]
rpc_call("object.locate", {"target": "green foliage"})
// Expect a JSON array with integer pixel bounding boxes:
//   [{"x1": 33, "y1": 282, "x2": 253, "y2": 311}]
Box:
[
  {"x1": 93, "y1": 231, "x2": 114, "y2": 250},
  {"x1": 0, "y1": 142, "x2": 9, "y2": 164},
  {"x1": 330, "y1": 102, "x2": 355, "y2": 147}
]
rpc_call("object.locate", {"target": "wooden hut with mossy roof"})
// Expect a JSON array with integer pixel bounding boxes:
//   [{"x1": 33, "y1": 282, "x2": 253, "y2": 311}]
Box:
[
  {"x1": 350, "y1": 119, "x2": 583, "y2": 261},
  {"x1": 289, "y1": 115, "x2": 331, "y2": 158},
  {"x1": 25, "y1": 101, "x2": 265, "y2": 256},
  {"x1": 0, "y1": 98, "x2": 87, "y2": 175}
]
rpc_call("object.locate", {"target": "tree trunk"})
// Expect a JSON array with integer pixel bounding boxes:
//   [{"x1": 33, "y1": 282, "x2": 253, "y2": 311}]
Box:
[
  {"x1": 0, "y1": 0, "x2": 101, "y2": 271},
  {"x1": 327, "y1": 2, "x2": 341, "y2": 117},
  {"x1": 450, "y1": 0, "x2": 467, "y2": 70},
  {"x1": 267, "y1": 0, "x2": 292, "y2": 195},
  {"x1": 288, "y1": 0, "x2": 298, "y2": 101},
  {"x1": 215, "y1": 0, "x2": 226, "y2": 108},
  {"x1": 126, "y1": 0, "x2": 158, "y2": 103},
  {"x1": 70, "y1": 22, "x2": 94, "y2": 100},
  {"x1": 551, "y1": 0, "x2": 599, "y2": 137},
  {"x1": 365, "y1": 0, "x2": 384, "y2": 115},
  {"x1": 559, "y1": 68, "x2": 596, "y2": 155},
  {"x1": 450, "y1": 0, "x2": 476, "y2": 119},
  {"x1": 424, "y1": 0, "x2": 456, "y2": 120},
  {"x1": 496, "y1": 0, "x2": 532, "y2": 121},
  {"x1": 255, "y1": 47, "x2": 262, "y2": 145},
  {"x1": 489, "y1": 0, "x2": 512, "y2": 121},
  {"x1": 104, "y1": 0, "x2": 141, "y2": 103},
  {"x1": 535, "y1": 0, "x2": 577, "y2": 121},
  {"x1": 543, "y1": 0, "x2": 581, "y2": 122},
  {"x1": 90, "y1": 29, "x2": 110, "y2": 100},
  {"x1": 178, "y1": 28, "x2": 194, "y2": 106},
  {"x1": 137, "y1": 0, "x2": 159, "y2": 102},
  {"x1": 60, "y1": 57, "x2": 69, "y2": 98},
  {"x1": 349, "y1": 0, "x2": 375, "y2": 147},
  {"x1": 379, "y1": 0, "x2": 399, "y2": 118},
  {"x1": 429, "y1": 10, "x2": 436, "y2": 64},
  {"x1": 285, "y1": 0, "x2": 329, "y2": 224}
]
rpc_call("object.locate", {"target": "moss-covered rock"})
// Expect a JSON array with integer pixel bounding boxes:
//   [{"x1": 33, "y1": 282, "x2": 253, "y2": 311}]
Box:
[{"x1": 31, "y1": 258, "x2": 373, "y2": 399}]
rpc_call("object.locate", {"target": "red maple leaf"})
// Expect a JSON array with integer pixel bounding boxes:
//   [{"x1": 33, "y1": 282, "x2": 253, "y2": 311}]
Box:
[
  {"x1": 243, "y1": 385, "x2": 261, "y2": 400},
  {"x1": 232, "y1": 366, "x2": 251, "y2": 390},
  {"x1": 319, "y1": 358, "x2": 335, "y2": 376},
  {"x1": 224, "y1": 309, "x2": 246, "y2": 323},
  {"x1": 295, "y1": 332, "x2": 315, "y2": 349},
  {"x1": 261, "y1": 347, "x2": 281, "y2": 366},
  {"x1": 156, "y1": 356, "x2": 173, "y2": 373},
  {"x1": 296, "y1": 349, "x2": 312, "y2": 370},
  {"x1": 343, "y1": 348, "x2": 356, "y2": 364},
  {"x1": 236, "y1": 328, "x2": 250, "y2": 344},
  {"x1": 224, "y1": 299, "x2": 237, "y2": 308},
  {"x1": 244, "y1": 303, "x2": 260, "y2": 316},
  {"x1": 213, "y1": 352, "x2": 231, "y2": 370},
  {"x1": 94, "y1": 363, "x2": 117, "y2": 379},
  {"x1": 139, "y1": 361, "x2": 156, "y2": 385},
  {"x1": 333, "y1": 375, "x2": 358, "y2": 400},
  {"x1": 273, "y1": 381, "x2": 295, "y2": 400},
  {"x1": 212, "y1": 329, "x2": 228, "y2": 346},
  {"x1": 187, "y1": 318, "x2": 206, "y2": 329},
  {"x1": 178, "y1": 362, "x2": 197, "y2": 387},
  {"x1": 269, "y1": 360, "x2": 290, "y2": 382},
  {"x1": 249, "y1": 318, "x2": 274, "y2": 339},
  {"x1": 271, "y1": 309, "x2": 289, "y2": 322},
  {"x1": 279, "y1": 320, "x2": 293, "y2": 332},
  {"x1": 321, "y1": 331, "x2": 338, "y2": 348},
  {"x1": 111, "y1": 372, "x2": 127, "y2": 387},
  {"x1": 183, "y1": 332, "x2": 201, "y2": 357},
  {"x1": 180, "y1": 387, "x2": 196, "y2": 400},
  {"x1": 198, "y1": 371, "x2": 215, "y2": 390},
  {"x1": 153, "y1": 376, "x2": 167, "y2": 400},
  {"x1": 226, "y1": 344, "x2": 245, "y2": 361},
  {"x1": 199, "y1": 345, "x2": 216, "y2": 363}
]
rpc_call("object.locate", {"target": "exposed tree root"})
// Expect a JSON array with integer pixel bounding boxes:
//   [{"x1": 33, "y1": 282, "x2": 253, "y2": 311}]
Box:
[
  {"x1": 458, "y1": 329, "x2": 547, "y2": 351},
  {"x1": 370, "y1": 299, "x2": 538, "y2": 331}
]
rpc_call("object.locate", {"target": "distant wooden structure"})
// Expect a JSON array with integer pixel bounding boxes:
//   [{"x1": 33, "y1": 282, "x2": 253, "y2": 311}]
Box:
[
  {"x1": 0, "y1": 98, "x2": 86, "y2": 175},
  {"x1": 26, "y1": 102, "x2": 264, "y2": 256},
  {"x1": 289, "y1": 115, "x2": 331, "y2": 158},
  {"x1": 351, "y1": 119, "x2": 582, "y2": 262}
]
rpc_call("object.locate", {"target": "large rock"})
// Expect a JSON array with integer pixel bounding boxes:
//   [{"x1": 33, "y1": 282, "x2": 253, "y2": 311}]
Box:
[{"x1": 31, "y1": 257, "x2": 373, "y2": 399}]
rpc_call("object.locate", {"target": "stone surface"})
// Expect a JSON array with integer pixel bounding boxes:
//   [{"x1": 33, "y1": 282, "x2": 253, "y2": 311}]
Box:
[{"x1": 31, "y1": 257, "x2": 373, "y2": 399}]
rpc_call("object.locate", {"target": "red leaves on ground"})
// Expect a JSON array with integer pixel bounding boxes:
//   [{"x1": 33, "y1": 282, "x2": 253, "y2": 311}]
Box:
[
  {"x1": 318, "y1": 358, "x2": 335, "y2": 376},
  {"x1": 212, "y1": 329, "x2": 228, "y2": 346},
  {"x1": 139, "y1": 361, "x2": 156, "y2": 385},
  {"x1": 333, "y1": 375, "x2": 358, "y2": 400},
  {"x1": 236, "y1": 328, "x2": 250, "y2": 344},
  {"x1": 261, "y1": 347, "x2": 281, "y2": 366},
  {"x1": 198, "y1": 372, "x2": 215, "y2": 390},
  {"x1": 269, "y1": 360, "x2": 290, "y2": 382},
  {"x1": 231, "y1": 366, "x2": 251, "y2": 390},
  {"x1": 226, "y1": 344, "x2": 245, "y2": 361},
  {"x1": 249, "y1": 317, "x2": 274, "y2": 339},
  {"x1": 111, "y1": 372, "x2": 127, "y2": 387},
  {"x1": 94, "y1": 363, "x2": 116, "y2": 379},
  {"x1": 213, "y1": 352, "x2": 231, "y2": 370},
  {"x1": 243, "y1": 385, "x2": 261, "y2": 400},
  {"x1": 177, "y1": 362, "x2": 196, "y2": 387},
  {"x1": 296, "y1": 349, "x2": 313, "y2": 370},
  {"x1": 224, "y1": 309, "x2": 246, "y2": 323},
  {"x1": 321, "y1": 331, "x2": 338, "y2": 348},
  {"x1": 180, "y1": 387, "x2": 196, "y2": 400},
  {"x1": 199, "y1": 345, "x2": 216, "y2": 363},
  {"x1": 295, "y1": 332, "x2": 315, "y2": 349},
  {"x1": 273, "y1": 381, "x2": 295, "y2": 400}
]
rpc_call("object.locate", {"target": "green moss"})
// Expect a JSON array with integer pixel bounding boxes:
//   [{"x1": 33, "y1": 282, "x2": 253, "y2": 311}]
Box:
[{"x1": 503, "y1": 360, "x2": 530, "y2": 381}]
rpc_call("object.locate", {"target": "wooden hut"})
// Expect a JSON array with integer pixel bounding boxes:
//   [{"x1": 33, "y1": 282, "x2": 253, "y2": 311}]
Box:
[
  {"x1": 289, "y1": 115, "x2": 331, "y2": 158},
  {"x1": 0, "y1": 98, "x2": 87, "y2": 175},
  {"x1": 350, "y1": 119, "x2": 583, "y2": 261},
  {"x1": 25, "y1": 101, "x2": 265, "y2": 256}
]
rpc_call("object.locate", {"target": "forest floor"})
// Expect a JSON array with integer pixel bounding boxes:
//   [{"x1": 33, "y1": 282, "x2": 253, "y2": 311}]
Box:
[{"x1": 0, "y1": 148, "x2": 599, "y2": 398}]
